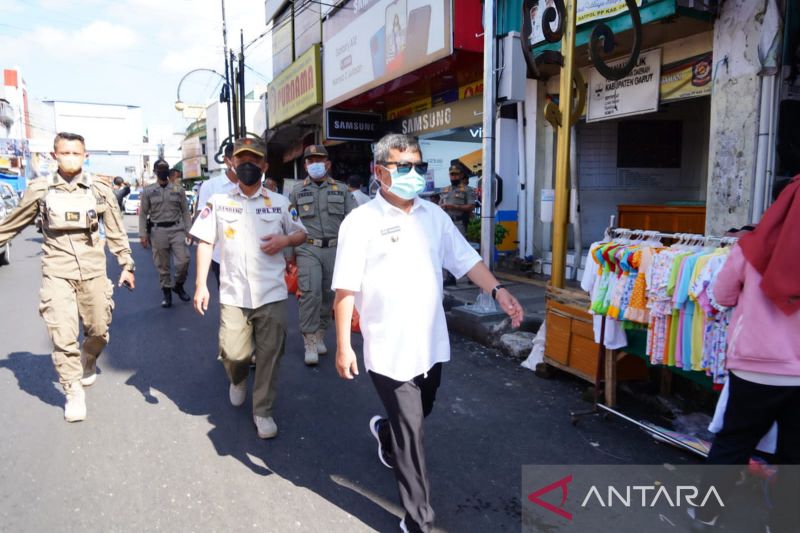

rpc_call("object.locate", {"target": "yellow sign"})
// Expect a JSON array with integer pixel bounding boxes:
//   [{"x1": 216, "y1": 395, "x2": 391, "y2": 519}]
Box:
[
  {"x1": 459, "y1": 81, "x2": 484, "y2": 100},
  {"x1": 387, "y1": 96, "x2": 432, "y2": 121},
  {"x1": 660, "y1": 52, "x2": 713, "y2": 102},
  {"x1": 268, "y1": 44, "x2": 322, "y2": 128}
]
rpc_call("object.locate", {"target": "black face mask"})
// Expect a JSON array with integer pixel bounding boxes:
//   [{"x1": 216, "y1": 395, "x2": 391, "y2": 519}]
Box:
[
  {"x1": 236, "y1": 162, "x2": 262, "y2": 186},
  {"x1": 450, "y1": 179, "x2": 461, "y2": 186},
  {"x1": 156, "y1": 169, "x2": 169, "y2": 181}
]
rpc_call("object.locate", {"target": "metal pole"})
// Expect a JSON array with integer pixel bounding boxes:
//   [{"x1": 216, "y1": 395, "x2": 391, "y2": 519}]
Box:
[
  {"x1": 480, "y1": 0, "x2": 496, "y2": 269},
  {"x1": 551, "y1": 0, "x2": 577, "y2": 289},
  {"x1": 239, "y1": 30, "x2": 246, "y2": 138},
  {"x1": 230, "y1": 51, "x2": 240, "y2": 137},
  {"x1": 221, "y1": 0, "x2": 233, "y2": 145}
]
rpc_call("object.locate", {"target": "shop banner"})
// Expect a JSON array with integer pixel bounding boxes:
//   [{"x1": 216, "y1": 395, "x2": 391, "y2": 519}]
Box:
[
  {"x1": 268, "y1": 45, "x2": 323, "y2": 128},
  {"x1": 387, "y1": 96, "x2": 433, "y2": 120},
  {"x1": 527, "y1": 0, "x2": 644, "y2": 46},
  {"x1": 388, "y1": 96, "x2": 483, "y2": 137},
  {"x1": 182, "y1": 156, "x2": 204, "y2": 179},
  {"x1": 322, "y1": 0, "x2": 452, "y2": 107},
  {"x1": 660, "y1": 52, "x2": 712, "y2": 102},
  {"x1": 459, "y1": 80, "x2": 484, "y2": 100},
  {"x1": 325, "y1": 110, "x2": 382, "y2": 141},
  {"x1": 587, "y1": 48, "x2": 661, "y2": 123}
]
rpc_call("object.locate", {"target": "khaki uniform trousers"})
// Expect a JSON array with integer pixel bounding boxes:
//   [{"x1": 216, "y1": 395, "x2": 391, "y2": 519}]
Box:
[
  {"x1": 151, "y1": 226, "x2": 189, "y2": 289},
  {"x1": 296, "y1": 244, "x2": 336, "y2": 335},
  {"x1": 219, "y1": 300, "x2": 287, "y2": 417},
  {"x1": 38, "y1": 275, "x2": 114, "y2": 385}
]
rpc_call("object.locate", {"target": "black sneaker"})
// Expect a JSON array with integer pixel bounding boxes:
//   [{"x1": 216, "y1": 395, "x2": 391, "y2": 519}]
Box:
[{"x1": 369, "y1": 415, "x2": 394, "y2": 469}]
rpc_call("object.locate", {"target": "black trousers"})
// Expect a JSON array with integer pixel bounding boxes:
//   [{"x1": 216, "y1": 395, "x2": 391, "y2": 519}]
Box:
[
  {"x1": 211, "y1": 260, "x2": 221, "y2": 290},
  {"x1": 370, "y1": 363, "x2": 443, "y2": 533},
  {"x1": 699, "y1": 372, "x2": 800, "y2": 530}
]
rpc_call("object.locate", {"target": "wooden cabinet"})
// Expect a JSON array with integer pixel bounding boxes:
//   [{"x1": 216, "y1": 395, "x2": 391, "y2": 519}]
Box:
[
  {"x1": 544, "y1": 287, "x2": 648, "y2": 405},
  {"x1": 617, "y1": 204, "x2": 706, "y2": 234}
]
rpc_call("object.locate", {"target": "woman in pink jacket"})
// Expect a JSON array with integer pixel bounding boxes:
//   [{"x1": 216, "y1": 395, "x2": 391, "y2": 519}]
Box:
[{"x1": 693, "y1": 176, "x2": 800, "y2": 530}]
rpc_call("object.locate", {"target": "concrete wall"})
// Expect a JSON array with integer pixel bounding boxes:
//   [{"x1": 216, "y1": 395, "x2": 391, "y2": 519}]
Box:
[{"x1": 705, "y1": 0, "x2": 771, "y2": 235}]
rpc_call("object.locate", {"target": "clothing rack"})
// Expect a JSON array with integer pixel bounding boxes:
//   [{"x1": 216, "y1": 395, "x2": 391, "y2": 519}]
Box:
[
  {"x1": 605, "y1": 227, "x2": 739, "y2": 247},
  {"x1": 568, "y1": 219, "x2": 739, "y2": 458}
]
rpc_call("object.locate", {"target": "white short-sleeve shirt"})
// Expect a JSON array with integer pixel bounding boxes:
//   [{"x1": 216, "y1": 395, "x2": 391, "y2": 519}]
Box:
[
  {"x1": 191, "y1": 186, "x2": 306, "y2": 309},
  {"x1": 332, "y1": 191, "x2": 482, "y2": 382},
  {"x1": 196, "y1": 174, "x2": 238, "y2": 263}
]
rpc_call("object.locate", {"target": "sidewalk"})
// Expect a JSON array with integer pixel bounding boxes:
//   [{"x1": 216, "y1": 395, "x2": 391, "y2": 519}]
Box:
[{"x1": 443, "y1": 272, "x2": 549, "y2": 360}]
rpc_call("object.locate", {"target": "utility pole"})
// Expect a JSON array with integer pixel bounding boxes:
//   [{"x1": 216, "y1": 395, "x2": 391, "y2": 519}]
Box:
[
  {"x1": 480, "y1": 0, "x2": 497, "y2": 270},
  {"x1": 239, "y1": 30, "x2": 246, "y2": 138},
  {"x1": 221, "y1": 0, "x2": 233, "y2": 146}
]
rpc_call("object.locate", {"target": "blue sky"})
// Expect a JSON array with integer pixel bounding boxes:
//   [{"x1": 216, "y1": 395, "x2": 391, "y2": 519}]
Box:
[{"x1": 0, "y1": 0, "x2": 273, "y2": 133}]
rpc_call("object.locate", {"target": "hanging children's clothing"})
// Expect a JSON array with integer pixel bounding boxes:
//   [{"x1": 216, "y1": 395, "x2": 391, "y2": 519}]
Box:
[{"x1": 581, "y1": 231, "x2": 735, "y2": 385}]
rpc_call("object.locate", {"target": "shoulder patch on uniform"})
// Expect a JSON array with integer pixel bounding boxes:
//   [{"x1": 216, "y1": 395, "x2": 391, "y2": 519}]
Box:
[
  {"x1": 200, "y1": 202, "x2": 212, "y2": 219},
  {"x1": 289, "y1": 205, "x2": 299, "y2": 221}
]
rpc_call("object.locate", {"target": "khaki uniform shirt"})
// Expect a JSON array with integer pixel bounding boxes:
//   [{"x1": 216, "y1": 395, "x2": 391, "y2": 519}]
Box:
[
  {"x1": 441, "y1": 183, "x2": 477, "y2": 220},
  {"x1": 0, "y1": 173, "x2": 134, "y2": 280},
  {"x1": 190, "y1": 186, "x2": 307, "y2": 309},
  {"x1": 289, "y1": 177, "x2": 355, "y2": 240},
  {"x1": 139, "y1": 182, "x2": 192, "y2": 235}
]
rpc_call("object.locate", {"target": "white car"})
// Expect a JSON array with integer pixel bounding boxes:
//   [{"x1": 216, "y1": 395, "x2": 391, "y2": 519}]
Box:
[{"x1": 123, "y1": 191, "x2": 141, "y2": 215}]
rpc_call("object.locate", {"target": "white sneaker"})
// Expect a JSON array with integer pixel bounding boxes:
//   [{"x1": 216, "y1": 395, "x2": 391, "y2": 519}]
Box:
[
  {"x1": 254, "y1": 415, "x2": 278, "y2": 439},
  {"x1": 229, "y1": 380, "x2": 247, "y2": 407},
  {"x1": 64, "y1": 381, "x2": 86, "y2": 422},
  {"x1": 399, "y1": 518, "x2": 409, "y2": 533},
  {"x1": 303, "y1": 334, "x2": 318, "y2": 366},
  {"x1": 315, "y1": 330, "x2": 328, "y2": 355}
]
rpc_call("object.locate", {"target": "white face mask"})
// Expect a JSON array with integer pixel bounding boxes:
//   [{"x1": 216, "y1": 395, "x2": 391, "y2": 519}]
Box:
[
  {"x1": 307, "y1": 162, "x2": 327, "y2": 180},
  {"x1": 382, "y1": 167, "x2": 426, "y2": 200}
]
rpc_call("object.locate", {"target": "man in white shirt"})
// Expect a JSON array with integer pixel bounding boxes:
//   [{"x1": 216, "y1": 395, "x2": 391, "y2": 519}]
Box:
[
  {"x1": 196, "y1": 142, "x2": 239, "y2": 288},
  {"x1": 332, "y1": 133, "x2": 523, "y2": 533},
  {"x1": 191, "y1": 137, "x2": 307, "y2": 439},
  {"x1": 348, "y1": 174, "x2": 370, "y2": 206}
]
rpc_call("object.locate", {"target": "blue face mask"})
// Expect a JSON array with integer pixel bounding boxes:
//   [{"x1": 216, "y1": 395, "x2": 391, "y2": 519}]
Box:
[
  {"x1": 384, "y1": 167, "x2": 426, "y2": 200},
  {"x1": 307, "y1": 162, "x2": 327, "y2": 180}
]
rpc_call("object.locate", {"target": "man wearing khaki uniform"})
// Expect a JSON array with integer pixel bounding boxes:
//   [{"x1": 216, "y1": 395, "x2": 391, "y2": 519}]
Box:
[
  {"x1": 0, "y1": 132, "x2": 136, "y2": 422},
  {"x1": 289, "y1": 145, "x2": 355, "y2": 365},
  {"x1": 139, "y1": 159, "x2": 192, "y2": 307},
  {"x1": 440, "y1": 165, "x2": 477, "y2": 286},
  {"x1": 191, "y1": 137, "x2": 307, "y2": 439}
]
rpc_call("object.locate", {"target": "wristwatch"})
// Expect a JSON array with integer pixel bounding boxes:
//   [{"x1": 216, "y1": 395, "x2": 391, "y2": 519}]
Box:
[
  {"x1": 491, "y1": 284, "x2": 504, "y2": 300},
  {"x1": 124, "y1": 263, "x2": 136, "y2": 273}
]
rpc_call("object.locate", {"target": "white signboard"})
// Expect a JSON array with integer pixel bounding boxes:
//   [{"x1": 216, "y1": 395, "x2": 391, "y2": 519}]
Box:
[
  {"x1": 323, "y1": 0, "x2": 451, "y2": 107},
  {"x1": 587, "y1": 48, "x2": 662, "y2": 123}
]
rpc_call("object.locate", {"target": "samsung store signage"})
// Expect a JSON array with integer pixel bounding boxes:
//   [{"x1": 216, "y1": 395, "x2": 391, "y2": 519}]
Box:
[{"x1": 325, "y1": 109, "x2": 382, "y2": 141}]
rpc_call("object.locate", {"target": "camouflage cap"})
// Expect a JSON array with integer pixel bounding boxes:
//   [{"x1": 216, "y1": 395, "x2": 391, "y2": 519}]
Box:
[
  {"x1": 233, "y1": 137, "x2": 267, "y2": 158},
  {"x1": 303, "y1": 144, "x2": 329, "y2": 159}
]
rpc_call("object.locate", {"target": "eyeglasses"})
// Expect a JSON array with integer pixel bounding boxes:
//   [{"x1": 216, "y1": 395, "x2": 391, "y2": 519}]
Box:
[{"x1": 380, "y1": 161, "x2": 429, "y2": 175}]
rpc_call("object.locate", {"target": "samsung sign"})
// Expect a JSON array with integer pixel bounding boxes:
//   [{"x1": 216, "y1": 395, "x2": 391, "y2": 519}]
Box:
[{"x1": 325, "y1": 109, "x2": 382, "y2": 141}]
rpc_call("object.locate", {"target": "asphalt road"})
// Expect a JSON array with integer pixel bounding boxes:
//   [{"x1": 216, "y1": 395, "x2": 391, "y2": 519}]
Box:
[{"x1": 0, "y1": 216, "x2": 690, "y2": 532}]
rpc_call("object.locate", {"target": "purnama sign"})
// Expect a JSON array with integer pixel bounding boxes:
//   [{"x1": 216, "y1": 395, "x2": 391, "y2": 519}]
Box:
[
  {"x1": 587, "y1": 48, "x2": 661, "y2": 123},
  {"x1": 268, "y1": 44, "x2": 322, "y2": 128}
]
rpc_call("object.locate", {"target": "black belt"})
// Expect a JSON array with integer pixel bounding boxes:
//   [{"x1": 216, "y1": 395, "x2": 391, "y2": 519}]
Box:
[
  {"x1": 153, "y1": 221, "x2": 179, "y2": 228},
  {"x1": 306, "y1": 238, "x2": 337, "y2": 248}
]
